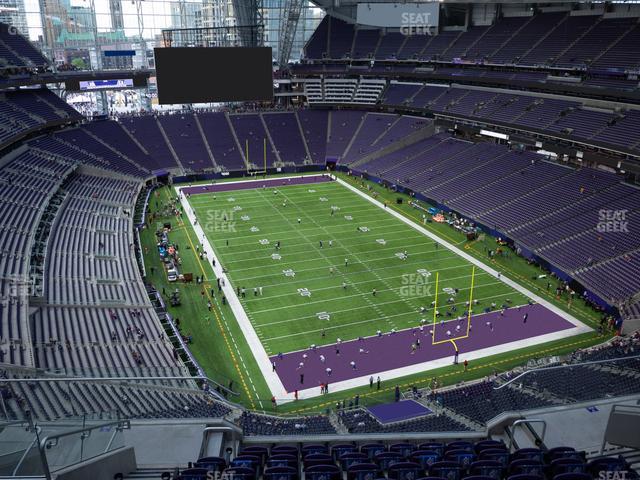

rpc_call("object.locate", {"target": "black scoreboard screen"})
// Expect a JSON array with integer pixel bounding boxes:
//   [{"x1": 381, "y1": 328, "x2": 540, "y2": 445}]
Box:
[{"x1": 154, "y1": 47, "x2": 274, "y2": 104}]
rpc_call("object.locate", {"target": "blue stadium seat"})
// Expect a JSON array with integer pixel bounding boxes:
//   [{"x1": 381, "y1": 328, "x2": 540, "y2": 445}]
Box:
[
  {"x1": 552, "y1": 473, "x2": 592, "y2": 480},
  {"x1": 304, "y1": 453, "x2": 334, "y2": 468},
  {"x1": 388, "y1": 461, "x2": 424, "y2": 480},
  {"x1": 347, "y1": 462, "x2": 382, "y2": 480},
  {"x1": 429, "y1": 461, "x2": 463, "y2": 480},
  {"x1": 506, "y1": 475, "x2": 543, "y2": 480},
  {"x1": 550, "y1": 457, "x2": 587, "y2": 476},
  {"x1": 447, "y1": 441, "x2": 474, "y2": 453},
  {"x1": 587, "y1": 457, "x2": 628, "y2": 477},
  {"x1": 180, "y1": 468, "x2": 209, "y2": 480},
  {"x1": 361, "y1": 444, "x2": 387, "y2": 459},
  {"x1": 474, "y1": 441, "x2": 506, "y2": 454},
  {"x1": 339, "y1": 452, "x2": 369, "y2": 469},
  {"x1": 272, "y1": 445, "x2": 298, "y2": 456},
  {"x1": 304, "y1": 463, "x2": 342, "y2": 480},
  {"x1": 512, "y1": 449, "x2": 544, "y2": 463},
  {"x1": 303, "y1": 444, "x2": 329, "y2": 456},
  {"x1": 546, "y1": 447, "x2": 577, "y2": 462},
  {"x1": 462, "y1": 476, "x2": 497, "y2": 480},
  {"x1": 419, "y1": 443, "x2": 445, "y2": 457},
  {"x1": 445, "y1": 449, "x2": 476, "y2": 468},
  {"x1": 195, "y1": 456, "x2": 226, "y2": 472},
  {"x1": 222, "y1": 467, "x2": 256, "y2": 480},
  {"x1": 508, "y1": 460, "x2": 545, "y2": 477},
  {"x1": 241, "y1": 446, "x2": 269, "y2": 463},
  {"x1": 410, "y1": 450, "x2": 441, "y2": 468},
  {"x1": 332, "y1": 444, "x2": 358, "y2": 461},
  {"x1": 264, "y1": 465, "x2": 298, "y2": 480},
  {"x1": 267, "y1": 454, "x2": 298, "y2": 469},
  {"x1": 480, "y1": 449, "x2": 510, "y2": 467},
  {"x1": 390, "y1": 443, "x2": 417, "y2": 457},
  {"x1": 374, "y1": 451, "x2": 405, "y2": 470},
  {"x1": 469, "y1": 460, "x2": 503, "y2": 479},
  {"x1": 231, "y1": 454, "x2": 261, "y2": 475}
]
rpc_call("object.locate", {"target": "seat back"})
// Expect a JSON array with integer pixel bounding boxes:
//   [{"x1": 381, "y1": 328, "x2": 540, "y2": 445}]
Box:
[
  {"x1": 429, "y1": 461, "x2": 462, "y2": 480},
  {"x1": 470, "y1": 460, "x2": 503, "y2": 479},
  {"x1": 375, "y1": 451, "x2": 405, "y2": 470},
  {"x1": 388, "y1": 461, "x2": 423, "y2": 480},
  {"x1": 304, "y1": 463, "x2": 341, "y2": 480},
  {"x1": 267, "y1": 454, "x2": 298, "y2": 469},
  {"x1": 264, "y1": 465, "x2": 297, "y2": 480},
  {"x1": 410, "y1": 450, "x2": 441, "y2": 469},
  {"x1": 347, "y1": 462, "x2": 381, "y2": 480},
  {"x1": 361, "y1": 443, "x2": 387, "y2": 459},
  {"x1": 390, "y1": 443, "x2": 416, "y2": 458},
  {"x1": 195, "y1": 456, "x2": 226, "y2": 473},
  {"x1": 180, "y1": 468, "x2": 209, "y2": 480}
]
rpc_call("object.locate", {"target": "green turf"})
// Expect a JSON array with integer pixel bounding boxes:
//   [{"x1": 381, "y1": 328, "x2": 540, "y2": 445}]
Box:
[
  {"x1": 140, "y1": 172, "x2": 611, "y2": 413},
  {"x1": 188, "y1": 179, "x2": 531, "y2": 356}
]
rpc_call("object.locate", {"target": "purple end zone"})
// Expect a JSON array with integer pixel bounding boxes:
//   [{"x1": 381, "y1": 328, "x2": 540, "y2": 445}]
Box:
[
  {"x1": 271, "y1": 303, "x2": 576, "y2": 392},
  {"x1": 368, "y1": 400, "x2": 432, "y2": 424},
  {"x1": 180, "y1": 175, "x2": 333, "y2": 196}
]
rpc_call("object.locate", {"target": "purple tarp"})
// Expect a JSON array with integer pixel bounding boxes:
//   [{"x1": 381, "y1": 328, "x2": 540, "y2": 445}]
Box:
[
  {"x1": 180, "y1": 175, "x2": 332, "y2": 195},
  {"x1": 271, "y1": 303, "x2": 575, "y2": 392},
  {"x1": 368, "y1": 400, "x2": 432, "y2": 424}
]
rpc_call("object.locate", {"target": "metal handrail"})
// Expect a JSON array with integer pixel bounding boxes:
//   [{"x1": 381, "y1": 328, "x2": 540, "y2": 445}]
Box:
[
  {"x1": 31, "y1": 418, "x2": 130, "y2": 480},
  {"x1": 38, "y1": 418, "x2": 130, "y2": 451},
  {"x1": 11, "y1": 426, "x2": 42, "y2": 476},
  {"x1": 508, "y1": 419, "x2": 547, "y2": 450},
  {"x1": 494, "y1": 353, "x2": 640, "y2": 390}
]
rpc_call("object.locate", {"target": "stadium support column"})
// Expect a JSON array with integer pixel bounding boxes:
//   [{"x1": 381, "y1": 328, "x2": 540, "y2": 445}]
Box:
[
  {"x1": 232, "y1": 0, "x2": 264, "y2": 47},
  {"x1": 278, "y1": 0, "x2": 305, "y2": 67}
]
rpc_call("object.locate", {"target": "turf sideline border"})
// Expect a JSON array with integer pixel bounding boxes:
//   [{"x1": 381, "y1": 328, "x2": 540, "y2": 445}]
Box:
[
  {"x1": 176, "y1": 174, "x2": 592, "y2": 403},
  {"x1": 176, "y1": 176, "x2": 328, "y2": 401},
  {"x1": 335, "y1": 175, "x2": 591, "y2": 332}
]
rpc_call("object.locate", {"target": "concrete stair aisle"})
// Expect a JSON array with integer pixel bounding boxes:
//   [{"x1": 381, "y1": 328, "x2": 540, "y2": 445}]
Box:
[
  {"x1": 294, "y1": 110, "x2": 314, "y2": 164},
  {"x1": 194, "y1": 113, "x2": 218, "y2": 170},
  {"x1": 154, "y1": 117, "x2": 185, "y2": 172},
  {"x1": 415, "y1": 395, "x2": 484, "y2": 431},
  {"x1": 259, "y1": 112, "x2": 283, "y2": 166},
  {"x1": 590, "y1": 18, "x2": 640, "y2": 65},
  {"x1": 478, "y1": 166, "x2": 574, "y2": 218},
  {"x1": 341, "y1": 113, "x2": 368, "y2": 159},
  {"x1": 488, "y1": 15, "x2": 536, "y2": 60},
  {"x1": 225, "y1": 112, "x2": 249, "y2": 170},
  {"x1": 83, "y1": 128, "x2": 150, "y2": 174},
  {"x1": 518, "y1": 13, "x2": 569, "y2": 64},
  {"x1": 509, "y1": 183, "x2": 630, "y2": 236},
  {"x1": 552, "y1": 16, "x2": 603, "y2": 66},
  {"x1": 118, "y1": 122, "x2": 150, "y2": 156}
]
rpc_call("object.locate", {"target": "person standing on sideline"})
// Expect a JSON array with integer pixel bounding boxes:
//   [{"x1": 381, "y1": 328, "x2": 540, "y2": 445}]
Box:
[
  {"x1": 377, "y1": 376, "x2": 381, "y2": 390},
  {"x1": 369, "y1": 376, "x2": 374, "y2": 388}
]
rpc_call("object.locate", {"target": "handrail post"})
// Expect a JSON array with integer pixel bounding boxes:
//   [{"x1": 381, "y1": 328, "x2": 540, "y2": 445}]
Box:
[{"x1": 508, "y1": 419, "x2": 547, "y2": 450}]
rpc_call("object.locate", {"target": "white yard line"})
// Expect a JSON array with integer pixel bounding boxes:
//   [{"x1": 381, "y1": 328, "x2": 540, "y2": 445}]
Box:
[
  {"x1": 335, "y1": 175, "x2": 591, "y2": 332},
  {"x1": 176, "y1": 174, "x2": 592, "y2": 403},
  {"x1": 176, "y1": 183, "x2": 289, "y2": 399}
]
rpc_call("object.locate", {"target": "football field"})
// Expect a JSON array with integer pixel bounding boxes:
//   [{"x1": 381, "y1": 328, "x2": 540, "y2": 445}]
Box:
[{"x1": 179, "y1": 174, "x2": 590, "y2": 399}]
